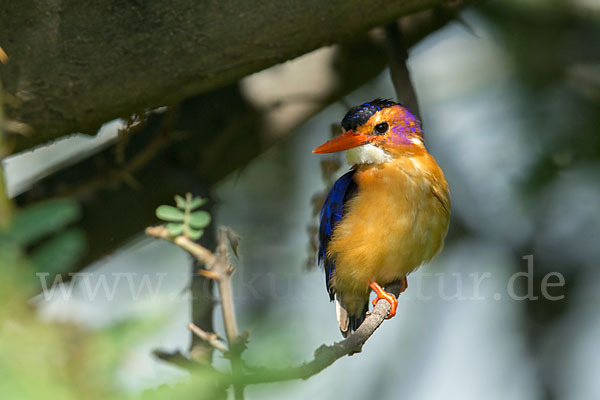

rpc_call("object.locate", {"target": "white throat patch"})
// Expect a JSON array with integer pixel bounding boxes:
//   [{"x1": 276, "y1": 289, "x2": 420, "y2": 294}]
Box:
[{"x1": 345, "y1": 144, "x2": 391, "y2": 165}]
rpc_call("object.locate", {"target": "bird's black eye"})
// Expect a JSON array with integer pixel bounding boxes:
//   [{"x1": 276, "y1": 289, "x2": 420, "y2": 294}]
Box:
[{"x1": 374, "y1": 122, "x2": 389, "y2": 135}]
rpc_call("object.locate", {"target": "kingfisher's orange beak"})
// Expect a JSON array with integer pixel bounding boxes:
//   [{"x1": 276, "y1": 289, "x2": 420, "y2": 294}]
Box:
[{"x1": 312, "y1": 130, "x2": 370, "y2": 154}]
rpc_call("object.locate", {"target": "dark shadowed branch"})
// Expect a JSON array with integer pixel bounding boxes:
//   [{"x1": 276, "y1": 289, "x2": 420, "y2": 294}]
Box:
[{"x1": 385, "y1": 22, "x2": 421, "y2": 120}]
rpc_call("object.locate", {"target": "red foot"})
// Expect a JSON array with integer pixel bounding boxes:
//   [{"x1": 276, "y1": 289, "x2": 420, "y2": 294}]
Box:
[{"x1": 369, "y1": 281, "x2": 399, "y2": 319}]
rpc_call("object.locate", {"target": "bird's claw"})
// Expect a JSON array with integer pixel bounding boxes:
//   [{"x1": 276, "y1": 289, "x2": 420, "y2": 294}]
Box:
[{"x1": 369, "y1": 281, "x2": 398, "y2": 319}]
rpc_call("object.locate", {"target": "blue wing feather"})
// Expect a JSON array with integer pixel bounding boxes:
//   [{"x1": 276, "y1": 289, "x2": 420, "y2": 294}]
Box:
[{"x1": 318, "y1": 169, "x2": 358, "y2": 300}]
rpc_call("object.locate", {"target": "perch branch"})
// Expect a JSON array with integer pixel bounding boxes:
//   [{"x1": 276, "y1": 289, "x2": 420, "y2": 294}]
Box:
[{"x1": 236, "y1": 281, "x2": 403, "y2": 384}]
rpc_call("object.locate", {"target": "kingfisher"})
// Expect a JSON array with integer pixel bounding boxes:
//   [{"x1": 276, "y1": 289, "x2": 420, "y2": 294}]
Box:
[{"x1": 314, "y1": 99, "x2": 450, "y2": 337}]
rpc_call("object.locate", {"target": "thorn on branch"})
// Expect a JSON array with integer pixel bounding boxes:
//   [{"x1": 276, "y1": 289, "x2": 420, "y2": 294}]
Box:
[
  {"x1": 188, "y1": 322, "x2": 228, "y2": 354},
  {"x1": 224, "y1": 228, "x2": 241, "y2": 258}
]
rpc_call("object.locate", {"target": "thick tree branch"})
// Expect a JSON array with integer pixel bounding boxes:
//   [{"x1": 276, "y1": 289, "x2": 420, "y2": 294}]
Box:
[{"x1": 2, "y1": 0, "x2": 460, "y2": 152}]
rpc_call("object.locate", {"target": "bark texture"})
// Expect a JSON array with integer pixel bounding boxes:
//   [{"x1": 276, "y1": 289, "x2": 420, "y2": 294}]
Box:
[{"x1": 1, "y1": 0, "x2": 443, "y2": 152}]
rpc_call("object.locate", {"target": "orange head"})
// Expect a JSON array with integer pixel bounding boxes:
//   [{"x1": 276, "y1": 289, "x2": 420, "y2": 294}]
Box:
[{"x1": 313, "y1": 99, "x2": 424, "y2": 162}]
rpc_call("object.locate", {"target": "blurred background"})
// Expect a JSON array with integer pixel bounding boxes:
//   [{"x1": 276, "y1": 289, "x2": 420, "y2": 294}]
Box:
[{"x1": 1, "y1": 1, "x2": 599, "y2": 399}]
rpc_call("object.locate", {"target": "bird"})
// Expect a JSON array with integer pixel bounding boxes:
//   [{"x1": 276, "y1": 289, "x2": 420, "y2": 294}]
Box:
[{"x1": 313, "y1": 98, "x2": 450, "y2": 337}]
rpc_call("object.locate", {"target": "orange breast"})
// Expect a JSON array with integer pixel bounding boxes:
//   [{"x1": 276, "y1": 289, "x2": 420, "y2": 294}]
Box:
[{"x1": 328, "y1": 152, "x2": 450, "y2": 301}]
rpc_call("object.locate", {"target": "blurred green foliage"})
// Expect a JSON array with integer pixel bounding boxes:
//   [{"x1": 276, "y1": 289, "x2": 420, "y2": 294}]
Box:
[
  {"x1": 0, "y1": 198, "x2": 85, "y2": 278},
  {"x1": 9, "y1": 199, "x2": 80, "y2": 245},
  {"x1": 0, "y1": 258, "x2": 180, "y2": 400},
  {"x1": 0, "y1": 199, "x2": 104, "y2": 399},
  {"x1": 0, "y1": 197, "x2": 222, "y2": 400}
]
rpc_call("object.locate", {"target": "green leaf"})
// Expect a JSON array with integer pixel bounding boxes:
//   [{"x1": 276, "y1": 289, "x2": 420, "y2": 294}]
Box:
[
  {"x1": 31, "y1": 229, "x2": 86, "y2": 275},
  {"x1": 166, "y1": 223, "x2": 184, "y2": 236},
  {"x1": 174, "y1": 195, "x2": 186, "y2": 209},
  {"x1": 186, "y1": 228, "x2": 203, "y2": 240},
  {"x1": 156, "y1": 205, "x2": 184, "y2": 222},
  {"x1": 9, "y1": 199, "x2": 81, "y2": 246},
  {"x1": 189, "y1": 197, "x2": 207, "y2": 210},
  {"x1": 189, "y1": 211, "x2": 211, "y2": 229}
]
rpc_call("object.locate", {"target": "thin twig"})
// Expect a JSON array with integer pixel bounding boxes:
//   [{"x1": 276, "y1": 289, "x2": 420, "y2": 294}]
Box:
[
  {"x1": 147, "y1": 225, "x2": 239, "y2": 345},
  {"x1": 214, "y1": 228, "x2": 240, "y2": 343},
  {"x1": 212, "y1": 227, "x2": 244, "y2": 400},
  {"x1": 188, "y1": 322, "x2": 228, "y2": 354},
  {"x1": 147, "y1": 224, "x2": 245, "y2": 399}
]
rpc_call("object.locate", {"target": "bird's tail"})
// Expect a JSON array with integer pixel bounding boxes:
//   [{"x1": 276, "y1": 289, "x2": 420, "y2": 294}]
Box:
[{"x1": 335, "y1": 294, "x2": 369, "y2": 338}]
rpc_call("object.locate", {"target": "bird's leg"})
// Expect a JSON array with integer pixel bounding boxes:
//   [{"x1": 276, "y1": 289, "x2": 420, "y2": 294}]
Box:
[
  {"x1": 400, "y1": 276, "x2": 408, "y2": 294},
  {"x1": 369, "y1": 281, "x2": 398, "y2": 319}
]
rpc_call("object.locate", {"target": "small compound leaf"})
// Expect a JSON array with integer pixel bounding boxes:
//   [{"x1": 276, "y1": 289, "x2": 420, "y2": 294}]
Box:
[
  {"x1": 156, "y1": 206, "x2": 184, "y2": 222},
  {"x1": 166, "y1": 223, "x2": 184, "y2": 236},
  {"x1": 189, "y1": 211, "x2": 211, "y2": 229}
]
